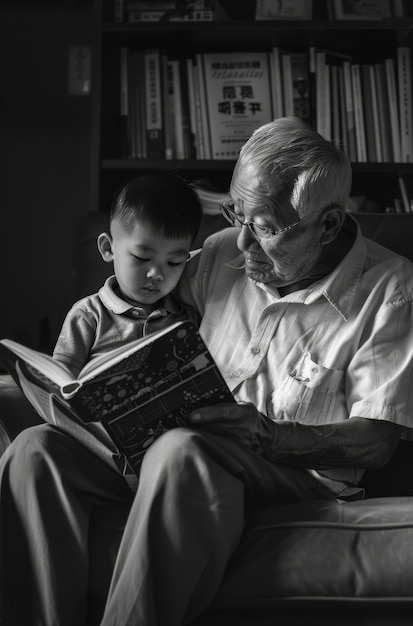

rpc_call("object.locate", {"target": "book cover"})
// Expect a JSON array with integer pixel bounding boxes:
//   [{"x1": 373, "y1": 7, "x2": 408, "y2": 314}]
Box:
[
  {"x1": 144, "y1": 49, "x2": 165, "y2": 159},
  {"x1": 0, "y1": 320, "x2": 234, "y2": 477},
  {"x1": 201, "y1": 51, "x2": 273, "y2": 160},
  {"x1": 397, "y1": 46, "x2": 413, "y2": 163}
]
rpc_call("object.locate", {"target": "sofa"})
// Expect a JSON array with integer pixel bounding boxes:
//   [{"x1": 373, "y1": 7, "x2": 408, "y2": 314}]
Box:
[{"x1": 2, "y1": 210, "x2": 413, "y2": 625}]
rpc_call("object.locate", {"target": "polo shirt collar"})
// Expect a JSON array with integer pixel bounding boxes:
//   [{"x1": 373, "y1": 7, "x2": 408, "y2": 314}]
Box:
[
  {"x1": 226, "y1": 217, "x2": 367, "y2": 321},
  {"x1": 98, "y1": 275, "x2": 184, "y2": 316}
]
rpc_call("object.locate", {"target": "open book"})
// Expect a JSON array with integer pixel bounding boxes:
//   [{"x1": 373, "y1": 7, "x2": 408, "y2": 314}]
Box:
[{"x1": 0, "y1": 320, "x2": 233, "y2": 484}]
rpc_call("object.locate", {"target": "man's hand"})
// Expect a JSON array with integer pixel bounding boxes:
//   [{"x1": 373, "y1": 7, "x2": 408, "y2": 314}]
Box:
[{"x1": 188, "y1": 402, "x2": 275, "y2": 453}]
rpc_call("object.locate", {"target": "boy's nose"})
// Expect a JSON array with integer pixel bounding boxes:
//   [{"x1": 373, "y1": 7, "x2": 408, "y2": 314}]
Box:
[{"x1": 147, "y1": 266, "x2": 164, "y2": 281}]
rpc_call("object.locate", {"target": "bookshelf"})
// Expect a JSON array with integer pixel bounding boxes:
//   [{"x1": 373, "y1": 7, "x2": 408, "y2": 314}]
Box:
[{"x1": 90, "y1": 0, "x2": 413, "y2": 214}]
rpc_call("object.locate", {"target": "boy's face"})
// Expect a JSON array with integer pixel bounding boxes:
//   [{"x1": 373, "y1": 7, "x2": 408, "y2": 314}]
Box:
[{"x1": 100, "y1": 220, "x2": 192, "y2": 311}]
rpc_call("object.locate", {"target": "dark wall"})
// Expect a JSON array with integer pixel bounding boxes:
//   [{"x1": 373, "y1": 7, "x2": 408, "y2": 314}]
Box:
[{"x1": 0, "y1": 2, "x2": 93, "y2": 350}]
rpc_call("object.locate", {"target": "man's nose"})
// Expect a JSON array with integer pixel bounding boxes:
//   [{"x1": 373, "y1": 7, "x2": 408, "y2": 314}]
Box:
[{"x1": 237, "y1": 223, "x2": 258, "y2": 251}]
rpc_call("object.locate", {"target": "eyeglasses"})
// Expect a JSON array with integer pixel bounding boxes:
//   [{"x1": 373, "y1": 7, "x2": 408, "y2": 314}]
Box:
[{"x1": 219, "y1": 201, "x2": 306, "y2": 240}]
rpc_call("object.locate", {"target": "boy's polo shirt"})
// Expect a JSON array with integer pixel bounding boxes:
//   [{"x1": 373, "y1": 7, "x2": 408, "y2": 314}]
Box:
[{"x1": 54, "y1": 275, "x2": 199, "y2": 377}]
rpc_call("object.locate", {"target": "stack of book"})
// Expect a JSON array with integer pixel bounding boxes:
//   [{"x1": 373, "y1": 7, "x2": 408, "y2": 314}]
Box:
[
  {"x1": 115, "y1": 0, "x2": 216, "y2": 23},
  {"x1": 118, "y1": 45, "x2": 413, "y2": 169}
]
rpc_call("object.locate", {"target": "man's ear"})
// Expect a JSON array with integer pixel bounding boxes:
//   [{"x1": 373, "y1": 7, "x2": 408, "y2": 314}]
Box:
[
  {"x1": 320, "y1": 206, "x2": 346, "y2": 246},
  {"x1": 97, "y1": 232, "x2": 114, "y2": 263}
]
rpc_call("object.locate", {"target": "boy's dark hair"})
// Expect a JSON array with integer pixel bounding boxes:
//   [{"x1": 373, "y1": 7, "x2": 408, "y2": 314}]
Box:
[{"x1": 110, "y1": 172, "x2": 202, "y2": 242}]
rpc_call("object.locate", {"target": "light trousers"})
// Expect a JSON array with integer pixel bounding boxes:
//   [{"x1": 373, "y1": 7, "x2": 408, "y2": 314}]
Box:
[{"x1": 0, "y1": 424, "x2": 333, "y2": 626}]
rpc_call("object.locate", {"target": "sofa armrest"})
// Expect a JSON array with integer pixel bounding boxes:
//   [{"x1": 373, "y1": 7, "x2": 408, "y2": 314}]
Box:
[{"x1": 0, "y1": 375, "x2": 43, "y2": 456}]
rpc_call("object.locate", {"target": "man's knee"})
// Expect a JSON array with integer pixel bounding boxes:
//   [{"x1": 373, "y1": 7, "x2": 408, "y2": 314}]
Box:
[{"x1": 140, "y1": 428, "x2": 207, "y2": 477}]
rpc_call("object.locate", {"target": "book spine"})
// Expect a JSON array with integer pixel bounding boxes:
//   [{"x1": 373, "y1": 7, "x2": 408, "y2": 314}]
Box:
[
  {"x1": 270, "y1": 47, "x2": 283, "y2": 119},
  {"x1": 368, "y1": 64, "x2": 383, "y2": 162},
  {"x1": 189, "y1": 57, "x2": 205, "y2": 159},
  {"x1": 342, "y1": 61, "x2": 357, "y2": 161},
  {"x1": 161, "y1": 52, "x2": 174, "y2": 160},
  {"x1": 170, "y1": 59, "x2": 185, "y2": 159},
  {"x1": 315, "y1": 51, "x2": 331, "y2": 141},
  {"x1": 397, "y1": 46, "x2": 413, "y2": 163},
  {"x1": 178, "y1": 57, "x2": 195, "y2": 158},
  {"x1": 360, "y1": 64, "x2": 377, "y2": 162},
  {"x1": 385, "y1": 57, "x2": 401, "y2": 162},
  {"x1": 144, "y1": 50, "x2": 165, "y2": 159},
  {"x1": 351, "y1": 63, "x2": 367, "y2": 162},
  {"x1": 282, "y1": 53, "x2": 294, "y2": 116},
  {"x1": 330, "y1": 64, "x2": 341, "y2": 149},
  {"x1": 375, "y1": 62, "x2": 393, "y2": 162},
  {"x1": 338, "y1": 65, "x2": 348, "y2": 154},
  {"x1": 196, "y1": 53, "x2": 212, "y2": 159},
  {"x1": 120, "y1": 47, "x2": 130, "y2": 158}
]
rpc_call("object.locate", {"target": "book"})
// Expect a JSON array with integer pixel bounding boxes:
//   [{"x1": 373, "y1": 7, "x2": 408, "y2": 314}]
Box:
[
  {"x1": 360, "y1": 64, "x2": 377, "y2": 162},
  {"x1": 375, "y1": 62, "x2": 394, "y2": 161},
  {"x1": 385, "y1": 57, "x2": 402, "y2": 162},
  {"x1": 120, "y1": 47, "x2": 130, "y2": 158},
  {"x1": 351, "y1": 63, "x2": 367, "y2": 162},
  {"x1": 368, "y1": 64, "x2": 383, "y2": 162},
  {"x1": 397, "y1": 46, "x2": 413, "y2": 163},
  {"x1": 282, "y1": 52, "x2": 311, "y2": 125},
  {"x1": 195, "y1": 52, "x2": 212, "y2": 159},
  {"x1": 201, "y1": 51, "x2": 273, "y2": 160},
  {"x1": 342, "y1": 61, "x2": 357, "y2": 161},
  {"x1": 270, "y1": 47, "x2": 284, "y2": 120},
  {"x1": 255, "y1": 0, "x2": 313, "y2": 19},
  {"x1": 0, "y1": 320, "x2": 234, "y2": 479},
  {"x1": 315, "y1": 51, "x2": 331, "y2": 141},
  {"x1": 331, "y1": 0, "x2": 390, "y2": 19},
  {"x1": 144, "y1": 49, "x2": 165, "y2": 159}
]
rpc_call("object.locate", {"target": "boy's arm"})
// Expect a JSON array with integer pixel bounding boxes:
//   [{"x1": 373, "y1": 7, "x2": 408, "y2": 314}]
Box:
[{"x1": 53, "y1": 305, "x2": 97, "y2": 377}]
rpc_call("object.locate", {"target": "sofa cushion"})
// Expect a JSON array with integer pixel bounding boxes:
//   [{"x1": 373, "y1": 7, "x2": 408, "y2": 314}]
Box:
[{"x1": 210, "y1": 497, "x2": 413, "y2": 611}]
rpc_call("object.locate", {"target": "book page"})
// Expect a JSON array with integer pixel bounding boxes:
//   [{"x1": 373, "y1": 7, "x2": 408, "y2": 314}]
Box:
[{"x1": 0, "y1": 339, "x2": 74, "y2": 388}]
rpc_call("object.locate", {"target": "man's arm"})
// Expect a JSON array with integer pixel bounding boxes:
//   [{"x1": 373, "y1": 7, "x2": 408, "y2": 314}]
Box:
[{"x1": 189, "y1": 403, "x2": 402, "y2": 470}]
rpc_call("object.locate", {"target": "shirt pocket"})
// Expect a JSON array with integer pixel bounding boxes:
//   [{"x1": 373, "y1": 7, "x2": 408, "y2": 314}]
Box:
[{"x1": 267, "y1": 351, "x2": 344, "y2": 424}]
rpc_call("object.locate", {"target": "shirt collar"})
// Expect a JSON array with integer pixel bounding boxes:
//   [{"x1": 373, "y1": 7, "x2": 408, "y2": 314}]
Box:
[
  {"x1": 225, "y1": 216, "x2": 366, "y2": 321},
  {"x1": 98, "y1": 275, "x2": 184, "y2": 316}
]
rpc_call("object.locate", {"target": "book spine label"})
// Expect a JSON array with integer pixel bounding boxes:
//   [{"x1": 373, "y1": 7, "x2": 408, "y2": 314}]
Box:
[{"x1": 398, "y1": 47, "x2": 413, "y2": 163}]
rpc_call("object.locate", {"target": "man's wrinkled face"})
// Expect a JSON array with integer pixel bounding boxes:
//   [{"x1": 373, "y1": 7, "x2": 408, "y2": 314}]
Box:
[{"x1": 229, "y1": 162, "x2": 324, "y2": 288}]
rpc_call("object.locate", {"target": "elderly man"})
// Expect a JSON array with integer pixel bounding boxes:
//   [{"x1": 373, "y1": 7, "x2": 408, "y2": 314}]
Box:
[{"x1": 1, "y1": 117, "x2": 413, "y2": 626}]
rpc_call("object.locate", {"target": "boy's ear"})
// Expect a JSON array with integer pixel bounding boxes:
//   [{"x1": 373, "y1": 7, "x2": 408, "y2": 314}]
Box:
[{"x1": 97, "y1": 232, "x2": 114, "y2": 263}]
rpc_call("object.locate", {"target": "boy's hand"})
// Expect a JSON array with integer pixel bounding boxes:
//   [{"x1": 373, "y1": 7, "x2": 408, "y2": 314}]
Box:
[{"x1": 188, "y1": 402, "x2": 274, "y2": 453}]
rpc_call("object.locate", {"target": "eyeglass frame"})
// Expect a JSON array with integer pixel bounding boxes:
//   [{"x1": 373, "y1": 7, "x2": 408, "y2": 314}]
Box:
[{"x1": 219, "y1": 200, "x2": 318, "y2": 239}]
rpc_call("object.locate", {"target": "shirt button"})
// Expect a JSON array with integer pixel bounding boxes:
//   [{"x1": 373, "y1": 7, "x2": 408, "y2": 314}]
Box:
[
  {"x1": 251, "y1": 346, "x2": 260, "y2": 354},
  {"x1": 312, "y1": 367, "x2": 319, "y2": 374},
  {"x1": 131, "y1": 310, "x2": 141, "y2": 318},
  {"x1": 231, "y1": 369, "x2": 241, "y2": 378}
]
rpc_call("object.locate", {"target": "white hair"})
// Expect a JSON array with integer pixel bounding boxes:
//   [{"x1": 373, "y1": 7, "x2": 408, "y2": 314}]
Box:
[{"x1": 237, "y1": 117, "x2": 352, "y2": 217}]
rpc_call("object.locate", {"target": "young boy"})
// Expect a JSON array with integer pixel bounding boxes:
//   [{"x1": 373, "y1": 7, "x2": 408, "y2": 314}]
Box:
[{"x1": 53, "y1": 172, "x2": 202, "y2": 377}]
